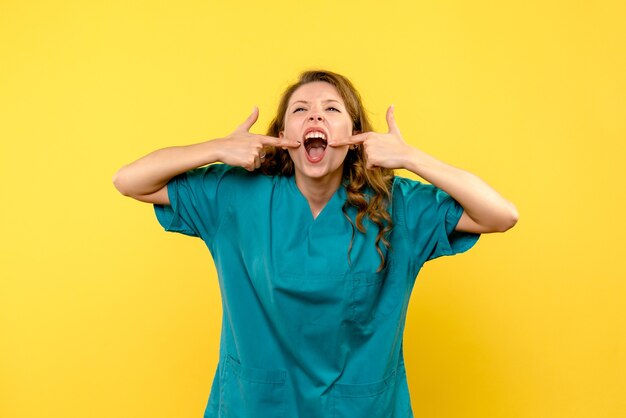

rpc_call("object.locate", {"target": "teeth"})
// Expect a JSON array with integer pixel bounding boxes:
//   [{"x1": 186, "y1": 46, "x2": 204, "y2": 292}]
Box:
[{"x1": 305, "y1": 131, "x2": 326, "y2": 140}]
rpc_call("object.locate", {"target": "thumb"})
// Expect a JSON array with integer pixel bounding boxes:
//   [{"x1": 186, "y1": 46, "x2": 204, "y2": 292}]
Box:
[
  {"x1": 386, "y1": 105, "x2": 400, "y2": 134},
  {"x1": 237, "y1": 106, "x2": 259, "y2": 132}
]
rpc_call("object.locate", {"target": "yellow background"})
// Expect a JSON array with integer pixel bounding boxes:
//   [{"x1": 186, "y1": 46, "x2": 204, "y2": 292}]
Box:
[{"x1": 1, "y1": 1, "x2": 624, "y2": 417}]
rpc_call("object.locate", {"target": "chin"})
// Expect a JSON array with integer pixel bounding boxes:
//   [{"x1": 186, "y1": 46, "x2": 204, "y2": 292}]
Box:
[
  {"x1": 304, "y1": 166, "x2": 342, "y2": 180},
  {"x1": 290, "y1": 151, "x2": 347, "y2": 182}
]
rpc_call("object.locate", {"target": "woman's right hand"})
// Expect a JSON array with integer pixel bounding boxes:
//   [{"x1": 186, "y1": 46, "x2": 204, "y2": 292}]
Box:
[
  {"x1": 213, "y1": 107, "x2": 301, "y2": 171},
  {"x1": 113, "y1": 107, "x2": 300, "y2": 204}
]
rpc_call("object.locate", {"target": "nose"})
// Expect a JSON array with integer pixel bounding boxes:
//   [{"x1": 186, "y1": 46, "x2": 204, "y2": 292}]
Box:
[{"x1": 308, "y1": 111, "x2": 324, "y2": 121}]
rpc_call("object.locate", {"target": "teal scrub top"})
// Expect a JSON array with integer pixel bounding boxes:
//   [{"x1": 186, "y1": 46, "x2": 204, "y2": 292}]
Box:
[{"x1": 154, "y1": 164, "x2": 480, "y2": 418}]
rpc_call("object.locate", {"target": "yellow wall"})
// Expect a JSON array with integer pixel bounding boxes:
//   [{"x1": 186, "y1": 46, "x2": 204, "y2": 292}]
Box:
[{"x1": 1, "y1": 1, "x2": 624, "y2": 417}]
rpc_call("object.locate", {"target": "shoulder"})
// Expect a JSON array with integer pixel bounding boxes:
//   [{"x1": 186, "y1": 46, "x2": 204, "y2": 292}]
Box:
[
  {"x1": 183, "y1": 164, "x2": 275, "y2": 188},
  {"x1": 391, "y1": 175, "x2": 456, "y2": 221},
  {"x1": 392, "y1": 175, "x2": 443, "y2": 200},
  {"x1": 185, "y1": 163, "x2": 245, "y2": 179}
]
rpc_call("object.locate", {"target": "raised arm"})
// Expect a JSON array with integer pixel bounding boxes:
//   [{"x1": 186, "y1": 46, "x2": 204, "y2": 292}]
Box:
[
  {"x1": 400, "y1": 148, "x2": 519, "y2": 234},
  {"x1": 329, "y1": 105, "x2": 519, "y2": 234},
  {"x1": 112, "y1": 107, "x2": 300, "y2": 204}
]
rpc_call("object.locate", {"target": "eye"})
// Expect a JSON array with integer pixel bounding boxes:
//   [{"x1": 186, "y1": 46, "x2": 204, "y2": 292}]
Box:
[
  {"x1": 327, "y1": 107, "x2": 340, "y2": 112},
  {"x1": 293, "y1": 107, "x2": 306, "y2": 113}
]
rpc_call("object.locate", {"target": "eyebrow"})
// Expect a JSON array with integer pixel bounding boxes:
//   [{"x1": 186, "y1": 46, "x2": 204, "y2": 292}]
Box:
[{"x1": 289, "y1": 99, "x2": 342, "y2": 107}]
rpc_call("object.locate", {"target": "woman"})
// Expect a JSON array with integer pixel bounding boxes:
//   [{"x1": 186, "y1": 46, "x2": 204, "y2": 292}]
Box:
[{"x1": 113, "y1": 70, "x2": 518, "y2": 418}]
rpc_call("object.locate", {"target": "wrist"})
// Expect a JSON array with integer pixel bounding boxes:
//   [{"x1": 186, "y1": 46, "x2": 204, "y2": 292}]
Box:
[
  {"x1": 402, "y1": 146, "x2": 423, "y2": 173},
  {"x1": 403, "y1": 146, "x2": 439, "y2": 176},
  {"x1": 198, "y1": 138, "x2": 224, "y2": 165}
]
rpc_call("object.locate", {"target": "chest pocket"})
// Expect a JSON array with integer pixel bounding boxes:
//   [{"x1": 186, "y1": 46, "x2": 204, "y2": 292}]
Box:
[
  {"x1": 349, "y1": 262, "x2": 400, "y2": 328},
  {"x1": 220, "y1": 356, "x2": 287, "y2": 418}
]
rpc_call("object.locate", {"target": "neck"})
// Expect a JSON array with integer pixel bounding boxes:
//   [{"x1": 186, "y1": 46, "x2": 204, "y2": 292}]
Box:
[{"x1": 294, "y1": 171, "x2": 343, "y2": 219}]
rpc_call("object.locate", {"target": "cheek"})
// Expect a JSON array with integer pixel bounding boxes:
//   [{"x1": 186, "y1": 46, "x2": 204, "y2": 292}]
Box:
[
  {"x1": 330, "y1": 146, "x2": 350, "y2": 162},
  {"x1": 283, "y1": 115, "x2": 303, "y2": 138},
  {"x1": 286, "y1": 148, "x2": 299, "y2": 161},
  {"x1": 285, "y1": 126, "x2": 301, "y2": 141},
  {"x1": 334, "y1": 119, "x2": 353, "y2": 137}
]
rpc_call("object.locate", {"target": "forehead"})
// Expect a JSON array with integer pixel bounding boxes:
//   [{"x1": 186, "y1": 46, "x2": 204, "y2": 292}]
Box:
[{"x1": 288, "y1": 81, "x2": 344, "y2": 105}]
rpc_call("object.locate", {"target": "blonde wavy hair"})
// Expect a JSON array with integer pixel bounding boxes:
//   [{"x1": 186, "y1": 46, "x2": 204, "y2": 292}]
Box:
[{"x1": 260, "y1": 70, "x2": 394, "y2": 271}]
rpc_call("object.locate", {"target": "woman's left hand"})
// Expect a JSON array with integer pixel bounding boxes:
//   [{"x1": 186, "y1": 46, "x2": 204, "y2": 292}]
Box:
[{"x1": 328, "y1": 105, "x2": 413, "y2": 169}]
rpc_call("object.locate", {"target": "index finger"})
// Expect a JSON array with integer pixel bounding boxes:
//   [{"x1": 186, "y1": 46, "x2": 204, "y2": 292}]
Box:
[
  {"x1": 258, "y1": 135, "x2": 301, "y2": 148},
  {"x1": 328, "y1": 132, "x2": 368, "y2": 147}
]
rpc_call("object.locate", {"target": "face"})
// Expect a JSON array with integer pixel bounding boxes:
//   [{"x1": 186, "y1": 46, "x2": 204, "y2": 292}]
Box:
[{"x1": 280, "y1": 81, "x2": 353, "y2": 185}]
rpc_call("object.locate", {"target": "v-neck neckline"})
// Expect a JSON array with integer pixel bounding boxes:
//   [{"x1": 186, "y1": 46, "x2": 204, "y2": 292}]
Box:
[{"x1": 287, "y1": 175, "x2": 345, "y2": 223}]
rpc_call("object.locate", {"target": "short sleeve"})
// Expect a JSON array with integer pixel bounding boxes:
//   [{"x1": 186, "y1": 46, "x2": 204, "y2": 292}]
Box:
[
  {"x1": 393, "y1": 177, "x2": 480, "y2": 264},
  {"x1": 153, "y1": 164, "x2": 235, "y2": 240}
]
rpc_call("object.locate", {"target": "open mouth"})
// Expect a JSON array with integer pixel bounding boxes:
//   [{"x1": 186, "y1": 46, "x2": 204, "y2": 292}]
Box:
[{"x1": 303, "y1": 130, "x2": 327, "y2": 162}]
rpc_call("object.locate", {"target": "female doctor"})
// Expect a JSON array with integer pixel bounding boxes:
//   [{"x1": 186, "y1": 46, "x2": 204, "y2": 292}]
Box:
[{"x1": 113, "y1": 70, "x2": 518, "y2": 418}]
